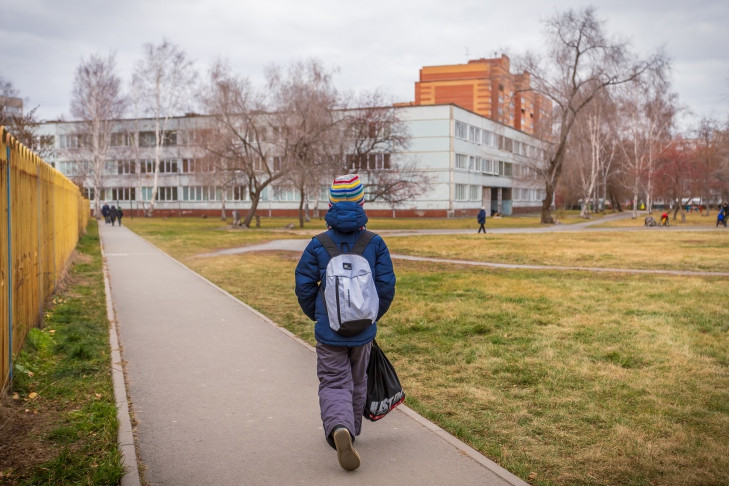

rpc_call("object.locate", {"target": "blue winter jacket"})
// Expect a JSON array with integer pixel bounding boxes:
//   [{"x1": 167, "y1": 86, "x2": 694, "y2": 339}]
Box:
[{"x1": 295, "y1": 202, "x2": 396, "y2": 346}]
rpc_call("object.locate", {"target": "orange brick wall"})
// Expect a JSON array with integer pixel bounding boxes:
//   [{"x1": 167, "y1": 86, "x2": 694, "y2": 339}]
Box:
[{"x1": 413, "y1": 55, "x2": 550, "y2": 135}]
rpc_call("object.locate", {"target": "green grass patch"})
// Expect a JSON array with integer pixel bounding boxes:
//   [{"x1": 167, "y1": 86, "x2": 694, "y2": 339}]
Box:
[{"x1": 0, "y1": 222, "x2": 124, "y2": 485}]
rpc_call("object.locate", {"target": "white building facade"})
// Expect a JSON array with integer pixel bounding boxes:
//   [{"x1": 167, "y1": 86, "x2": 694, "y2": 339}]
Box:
[{"x1": 39, "y1": 104, "x2": 546, "y2": 218}]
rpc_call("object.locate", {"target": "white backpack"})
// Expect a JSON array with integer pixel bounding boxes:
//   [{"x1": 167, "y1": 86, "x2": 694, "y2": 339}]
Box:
[{"x1": 315, "y1": 231, "x2": 379, "y2": 337}]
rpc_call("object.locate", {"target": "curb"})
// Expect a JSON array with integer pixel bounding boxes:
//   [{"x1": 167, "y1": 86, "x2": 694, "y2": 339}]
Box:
[{"x1": 100, "y1": 232, "x2": 142, "y2": 486}]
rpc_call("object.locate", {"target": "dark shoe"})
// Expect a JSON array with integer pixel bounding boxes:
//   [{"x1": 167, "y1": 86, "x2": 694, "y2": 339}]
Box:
[{"x1": 333, "y1": 427, "x2": 360, "y2": 471}]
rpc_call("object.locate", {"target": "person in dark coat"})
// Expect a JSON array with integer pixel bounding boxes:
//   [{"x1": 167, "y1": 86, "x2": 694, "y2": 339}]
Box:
[
  {"x1": 477, "y1": 207, "x2": 487, "y2": 233},
  {"x1": 116, "y1": 206, "x2": 124, "y2": 226},
  {"x1": 109, "y1": 206, "x2": 118, "y2": 226},
  {"x1": 102, "y1": 203, "x2": 110, "y2": 224},
  {"x1": 295, "y1": 174, "x2": 396, "y2": 472}
]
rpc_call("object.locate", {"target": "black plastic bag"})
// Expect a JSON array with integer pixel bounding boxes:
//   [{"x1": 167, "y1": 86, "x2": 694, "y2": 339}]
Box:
[{"x1": 364, "y1": 339, "x2": 405, "y2": 421}]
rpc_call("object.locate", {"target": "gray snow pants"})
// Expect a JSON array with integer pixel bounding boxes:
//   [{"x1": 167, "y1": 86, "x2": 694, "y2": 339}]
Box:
[{"x1": 316, "y1": 341, "x2": 372, "y2": 446}]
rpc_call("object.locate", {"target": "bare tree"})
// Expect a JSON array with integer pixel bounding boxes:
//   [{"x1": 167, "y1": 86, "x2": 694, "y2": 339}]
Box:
[
  {"x1": 200, "y1": 60, "x2": 284, "y2": 227},
  {"x1": 70, "y1": 53, "x2": 127, "y2": 217},
  {"x1": 132, "y1": 39, "x2": 197, "y2": 215},
  {"x1": 654, "y1": 138, "x2": 696, "y2": 222},
  {"x1": 339, "y1": 90, "x2": 432, "y2": 214},
  {"x1": 717, "y1": 122, "x2": 729, "y2": 205},
  {"x1": 0, "y1": 76, "x2": 54, "y2": 159},
  {"x1": 616, "y1": 71, "x2": 678, "y2": 218},
  {"x1": 265, "y1": 59, "x2": 341, "y2": 227},
  {"x1": 567, "y1": 90, "x2": 619, "y2": 218},
  {"x1": 693, "y1": 117, "x2": 725, "y2": 215},
  {"x1": 519, "y1": 7, "x2": 666, "y2": 223}
]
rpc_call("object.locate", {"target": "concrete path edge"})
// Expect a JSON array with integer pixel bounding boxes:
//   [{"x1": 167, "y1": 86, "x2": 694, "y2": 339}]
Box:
[{"x1": 101, "y1": 236, "x2": 142, "y2": 486}]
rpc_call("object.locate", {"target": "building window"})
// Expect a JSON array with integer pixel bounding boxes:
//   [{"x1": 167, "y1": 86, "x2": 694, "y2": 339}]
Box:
[
  {"x1": 455, "y1": 121, "x2": 467, "y2": 140},
  {"x1": 58, "y1": 134, "x2": 81, "y2": 149},
  {"x1": 138, "y1": 159, "x2": 150, "y2": 173},
  {"x1": 498, "y1": 161, "x2": 513, "y2": 177},
  {"x1": 117, "y1": 160, "x2": 136, "y2": 175},
  {"x1": 469, "y1": 185, "x2": 480, "y2": 201},
  {"x1": 110, "y1": 132, "x2": 131, "y2": 147},
  {"x1": 109, "y1": 187, "x2": 136, "y2": 201},
  {"x1": 272, "y1": 187, "x2": 299, "y2": 201},
  {"x1": 182, "y1": 186, "x2": 216, "y2": 201},
  {"x1": 181, "y1": 158, "x2": 212, "y2": 173},
  {"x1": 455, "y1": 154, "x2": 467, "y2": 170},
  {"x1": 230, "y1": 186, "x2": 248, "y2": 201},
  {"x1": 468, "y1": 126, "x2": 480, "y2": 143},
  {"x1": 159, "y1": 159, "x2": 178, "y2": 173},
  {"x1": 455, "y1": 184, "x2": 467, "y2": 201},
  {"x1": 178, "y1": 130, "x2": 199, "y2": 145},
  {"x1": 138, "y1": 131, "x2": 177, "y2": 147},
  {"x1": 142, "y1": 186, "x2": 177, "y2": 201},
  {"x1": 156, "y1": 187, "x2": 177, "y2": 201},
  {"x1": 347, "y1": 153, "x2": 392, "y2": 171}
]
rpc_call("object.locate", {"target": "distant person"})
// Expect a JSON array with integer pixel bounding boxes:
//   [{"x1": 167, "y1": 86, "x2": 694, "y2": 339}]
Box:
[
  {"x1": 717, "y1": 210, "x2": 726, "y2": 228},
  {"x1": 660, "y1": 212, "x2": 669, "y2": 226},
  {"x1": 477, "y1": 207, "x2": 486, "y2": 234},
  {"x1": 295, "y1": 174, "x2": 396, "y2": 472},
  {"x1": 102, "y1": 203, "x2": 110, "y2": 224},
  {"x1": 109, "y1": 206, "x2": 118, "y2": 226},
  {"x1": 117, "y1": 206, "x2": 124, "y2": 226}
]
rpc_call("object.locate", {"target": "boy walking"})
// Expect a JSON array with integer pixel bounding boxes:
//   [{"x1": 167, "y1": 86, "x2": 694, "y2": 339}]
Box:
[{"x1": 295, "y1": 175, "x2": 396, "y2": 471}]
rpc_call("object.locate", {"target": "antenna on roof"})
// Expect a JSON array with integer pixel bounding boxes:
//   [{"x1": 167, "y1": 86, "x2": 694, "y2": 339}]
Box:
[{"x1": 465, "y1": 48, "x2": 469, "y2": 60}]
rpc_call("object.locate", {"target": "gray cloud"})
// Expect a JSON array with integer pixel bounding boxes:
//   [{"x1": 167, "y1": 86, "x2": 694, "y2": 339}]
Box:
[{"x1": 1, "y1": 0, "x2": 727, "y2": 130}]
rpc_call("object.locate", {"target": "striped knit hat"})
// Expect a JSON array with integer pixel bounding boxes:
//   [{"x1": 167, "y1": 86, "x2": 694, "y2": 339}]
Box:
[{"x1": 329, "y1": 174, "x2": 365, "y2": 207}]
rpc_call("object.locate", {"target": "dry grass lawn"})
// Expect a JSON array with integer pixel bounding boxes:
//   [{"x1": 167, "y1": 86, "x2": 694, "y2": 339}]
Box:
[
  {"x1": 126, "y1": 218, "x2": 729, "y2": 486},
  {"x1": 385, "y1": 231, "x2": 729, "y2": 272}
]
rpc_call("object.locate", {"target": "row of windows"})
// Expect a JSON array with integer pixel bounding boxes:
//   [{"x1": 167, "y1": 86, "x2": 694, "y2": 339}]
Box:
[
  {"x1": 455, "y1": 184, "x2": 482, "y2": 202},
  {"x1": 455, "y1": 154, "x2": 513, "y2": 176},
  {"x1": 454, "y1": 121, "x2": 542, "y2": 158},
  {"x1": 93, "y1": 185, "x2": 307, "y2": 203},
  {"x1": 56, "y1": 158, "x2": 218, "y2": 177},
  {"x1": 62, "y1": 123, "x2": 380, "y2": 150},
  {"x1": 513, "y1": 188, "x2": 546, "y2": 202},
  {"x1": 60, "y1": 130, "x2": 183, "y2": 149},
  {"x1": 56, "y1": 152, "x2": 393, "y2": 178},
  {"x1": 454, "y1": 185, "x2": 543, "y2": 202}
]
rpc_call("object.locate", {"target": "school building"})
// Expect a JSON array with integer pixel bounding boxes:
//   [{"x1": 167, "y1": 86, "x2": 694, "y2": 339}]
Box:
[{"x1": 38, "y1": 56, "x2": 549, "y2": 218}]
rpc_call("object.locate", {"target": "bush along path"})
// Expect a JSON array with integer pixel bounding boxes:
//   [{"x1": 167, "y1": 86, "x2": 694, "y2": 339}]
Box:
[{"x1": 0, "y1": 222, "x2": 124, "y2": 485}]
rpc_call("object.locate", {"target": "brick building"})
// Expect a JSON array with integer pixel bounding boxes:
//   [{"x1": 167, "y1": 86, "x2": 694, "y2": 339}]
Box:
[{"x1": 411, "y1": 55, "x2": 550, "y2": 136}]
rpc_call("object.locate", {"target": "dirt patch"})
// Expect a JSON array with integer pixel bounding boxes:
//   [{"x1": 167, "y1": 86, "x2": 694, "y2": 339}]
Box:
[{"x1": 0, "y1": 392, "x2": 62, "y2": 478}]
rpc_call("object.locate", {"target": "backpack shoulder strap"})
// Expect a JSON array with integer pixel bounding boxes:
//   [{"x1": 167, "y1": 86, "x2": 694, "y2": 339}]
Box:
[
  {"x1": 352, "y1": 230, "x2": 377, "y2": 255},
  {"x1": 314, "y1": 232, "x2": 341, "y2": 258}
]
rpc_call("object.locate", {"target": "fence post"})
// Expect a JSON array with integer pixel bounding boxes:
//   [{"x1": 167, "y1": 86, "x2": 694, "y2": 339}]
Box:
[
  {"x1": 37, "y1": 162, "x2": 43, "y2": 328},
  {"x1": 6, "y1": 144, "x2": 12, "y2": 383}
]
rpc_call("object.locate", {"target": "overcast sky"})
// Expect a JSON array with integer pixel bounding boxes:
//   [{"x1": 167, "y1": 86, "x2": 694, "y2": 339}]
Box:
[{"x1": 2, "y1": 0, "x2": 727, "y2": 133}]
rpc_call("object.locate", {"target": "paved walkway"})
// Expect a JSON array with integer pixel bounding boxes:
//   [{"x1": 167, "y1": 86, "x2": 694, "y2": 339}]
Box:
[{"x1": 100, "y1": 223, "x2": 527, "y2": 486}]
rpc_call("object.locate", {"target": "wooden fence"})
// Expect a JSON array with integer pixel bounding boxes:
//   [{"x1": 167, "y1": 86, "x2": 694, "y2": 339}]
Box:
[{"x1": 1, "y1": 126, "x2": 89, "y2": 391}]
